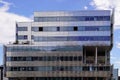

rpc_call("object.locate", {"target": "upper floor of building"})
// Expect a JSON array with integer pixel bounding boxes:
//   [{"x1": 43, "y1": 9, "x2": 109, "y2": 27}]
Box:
[{"x1": 14, "y1": 10, "x2": 113, "y2": 47}]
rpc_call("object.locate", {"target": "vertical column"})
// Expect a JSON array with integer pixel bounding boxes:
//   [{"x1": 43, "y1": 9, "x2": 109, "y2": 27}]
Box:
[
  {"x1": 28, "y1": 23, "x2": 32, "y2": 44},
  {"x1": 84, "y1": 49, "x2": 86, "y2": 64},
  {"x1": 105, "y1": 50, "x2": 107, "y2": 64},
  {"x1": 95, "y1": 47, "x2": 97, "y2": 64}
]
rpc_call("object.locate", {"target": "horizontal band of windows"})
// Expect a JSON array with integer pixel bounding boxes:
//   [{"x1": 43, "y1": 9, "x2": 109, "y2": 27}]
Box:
[
  {"x1": 34, "y1": 16, "x2": 110, "y2": 22},
  {"x1": 7, "y1": 56, "x2": 82, "y2": 61},
  {"x1": 6, "y1": 46, "x2": 83, "y2": 52},
  {"x1": 17, "y1": 27, "x2": 28, "y2": 31},
  {"x1": 31, "y1": 26, "x2": 110, "y2": 32},
  {"x1": 17, "y1": 35, "x2": 28, "y2": 40},
  {"x1": 9, "y1": 77, "x2": 106, "y2": 80},
  {"x1": 7, "y1": 66, "x2": 110, "y2": 71},
  {"x1": 33, "y1": 36, "x2": 110, "y2": 42}
]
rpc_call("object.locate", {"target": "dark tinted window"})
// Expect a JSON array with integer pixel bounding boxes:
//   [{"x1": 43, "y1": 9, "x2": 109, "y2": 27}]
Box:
[
  {"x1": 74, "y1": 26, "x2": 78, "y2": 31},
  {"x1": 39, "y1": 27, "x2": 43, "y2": 31},
  {"x1": 32, "y1": 26, "x2": 110, "y2": 32},
  {"x1": 57, "y1": 27, "x2": 60, "y2": 31}
]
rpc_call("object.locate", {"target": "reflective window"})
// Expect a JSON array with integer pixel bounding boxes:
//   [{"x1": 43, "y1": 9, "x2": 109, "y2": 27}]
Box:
[
  {"x1": 32, "y1": 26, "x2": 110, "y2": 32},
  {"x1": 17, "y1": 35, "x2": 27, "y2": 40},
  {"x1": 6, "y1": 46, "x2": 83, "y2": 52},
  {"x1": 33, "y1": 36, "x2": 110, "y2": 42},
  {"x1": 17, "y1": 27, "x2": 27, "y2": 31},
  {"x1": 7, "y1": 56, "x2": 82, "y2": 61},
  {"x1": 7, "y1": 66, "x2": 110, "y2": 71},
  {"x1": 83, "y1": 66, "x2": 89, "y2": 71},
  {"x1": 31, "y1": 27, "x2": 39, "y2": 31},
  {"x1": 34, "y1": 16, "x2": 110, "y2": 22}
]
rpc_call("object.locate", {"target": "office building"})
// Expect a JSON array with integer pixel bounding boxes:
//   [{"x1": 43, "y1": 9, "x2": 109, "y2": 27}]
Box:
[
  {"x1": 113, "y1": 69, "x2": 118, "y2": 80},
  {"x1": 4, "y1": 10, "x2": 113, "y2": 80}
]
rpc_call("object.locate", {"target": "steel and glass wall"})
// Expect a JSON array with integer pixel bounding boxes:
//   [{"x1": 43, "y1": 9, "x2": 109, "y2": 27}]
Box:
[
  {"x1": 5, "y1": 10, "x2": 113, "y2": 79},
  {"x1": 16, "y1": 10, "x2": 111, "y2": 46},
  {"x1": 5, "y1": 45, "x2": 112, "y2": 78}
]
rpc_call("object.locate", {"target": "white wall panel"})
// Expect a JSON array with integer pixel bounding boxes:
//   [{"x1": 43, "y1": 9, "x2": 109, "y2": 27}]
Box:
[
  {"x1": 32, "y1": 21, "x2": 110, "y2": 27},
  {"x1": 32, "y1": 31, "x2": 110, "y2": 37},
  {"x1": 34, "y1": 10, "x2": 110, "y2": 17},
  {"x1": 33, "y1": 41, "x2": 110, "y2": 46}
]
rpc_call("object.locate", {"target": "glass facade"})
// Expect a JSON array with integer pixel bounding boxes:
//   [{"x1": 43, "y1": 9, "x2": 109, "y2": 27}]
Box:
[
  {"x1": 6, "y1": 46, "x2": 83, "y2": 52},
  {"x1": 33, "y1": 36, "x2": 110, "y2": 42},
  {"x1": 34, "y1": 16, "x2": 110, "y2": 22},
  {"x1": 5, "y1": 11, "x2": 113, "y2": 80},
  {"x1": 7, "y1": 66, "x2": 110, "y2": 71},
  {"x1": 32, "y1": 26, "x2": 110, "y2": 32},
  {"x1": 7, "y1": 56, "x2": 82, "y2": 61},
  {"x1": 9, "y1": 77, "x2": 106, "y2": 80},
  {"x1": 17, "y1": 27, "x2": 28, "y2": 31},
  {"x1": 17, "y1": 35, "x2": 28, "y2": 40}
]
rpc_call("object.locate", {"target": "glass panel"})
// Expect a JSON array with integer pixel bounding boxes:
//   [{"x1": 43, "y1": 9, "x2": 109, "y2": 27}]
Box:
[
  {"x1": 31, "y1": 26, "x2": 110, "y2": 32},
  {"x1": 17, "y1": 27, "x2": 27, "y2": 31},
  {"x1": 7, "y1": 56, "x2": 82, "y2": 61},
  {"x1": 33, "y1": 36, "x2": 110, "y2": 42},
  {"x1": 34, "y1": 16, "x2": 110, "y2": 22},
  {"x1": 17, "y1": 35, "x2": 28, "y2": 40}
]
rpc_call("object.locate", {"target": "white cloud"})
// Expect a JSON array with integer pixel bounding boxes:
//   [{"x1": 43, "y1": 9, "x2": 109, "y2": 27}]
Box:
[
  {"x1": 111, "y1": 56, "x2": 117, "y2": 59},
  {"x1": 0, "y1": 0, "x2": 31, "y2": 44},
  {"x1": 90, "y1": 0, "x2": 120, "y2": 27},
  {"x1": 114, "y1": 25, "x2": 120, "y2": 29},
  {"x1": 116, "y1": 43, "x2": 120, "y2": 48},
  {"x1": 0, "y1": 0, "x2": 11, "y2": 12},
  {"x1": 84, "y1": 6, "x2": 88, "y2": 10}
]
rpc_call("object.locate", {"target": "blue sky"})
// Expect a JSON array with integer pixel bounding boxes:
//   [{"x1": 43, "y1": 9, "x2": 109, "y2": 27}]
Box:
[
  {"x1": 0, "y1": 0, "x2": 120, "y2": 74},
  {"x1": 6, "y1": 0, "x2": 93, "y2": 16}
]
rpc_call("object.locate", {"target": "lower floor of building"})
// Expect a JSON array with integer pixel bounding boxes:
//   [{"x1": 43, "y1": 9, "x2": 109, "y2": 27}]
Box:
[{"x1": 9, "y1": 77, "x2": 111, "y2": 80}]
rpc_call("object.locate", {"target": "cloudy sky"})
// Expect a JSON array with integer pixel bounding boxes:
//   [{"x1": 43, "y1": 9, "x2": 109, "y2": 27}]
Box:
[{"x1": 0, "y1": 0, "x2": 120, "y2": 75}]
